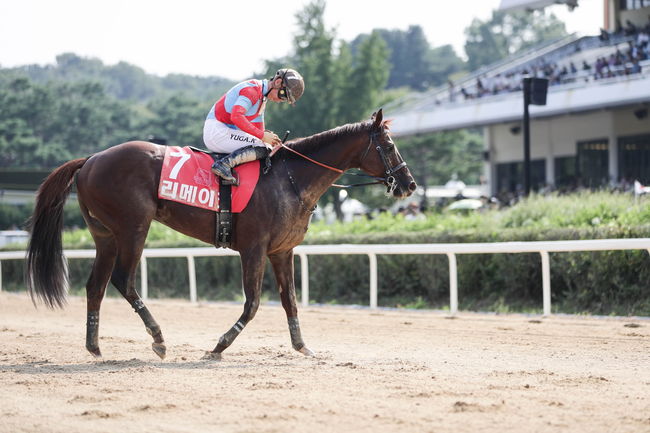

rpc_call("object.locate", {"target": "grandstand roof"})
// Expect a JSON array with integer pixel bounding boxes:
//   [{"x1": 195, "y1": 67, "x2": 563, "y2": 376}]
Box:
[
  {"x1": 388, "y1": 33, "x2": 650, "y2": 137},
  {"x1": 499, "y1": 0, "x2": 578, "y2": 12},
  {"x1": 390, "y1": 75, "x2": 650, "y2": 136}
]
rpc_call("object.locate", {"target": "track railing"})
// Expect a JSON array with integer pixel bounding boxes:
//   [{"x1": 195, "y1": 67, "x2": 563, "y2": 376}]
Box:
[{"x1": 1, "y1": 238, "x2": 649, "y2": 316}]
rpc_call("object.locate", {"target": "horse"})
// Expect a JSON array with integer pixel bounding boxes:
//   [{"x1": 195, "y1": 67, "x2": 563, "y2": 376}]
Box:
[{"x1": 26, "y1": 109, "x2": 416, "y2": 360}]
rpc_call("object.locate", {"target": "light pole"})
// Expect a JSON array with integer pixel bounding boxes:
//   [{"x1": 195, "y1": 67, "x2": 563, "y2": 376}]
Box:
[{"x1": 522, "y1": 77, "x2": 548, "y2": 196}]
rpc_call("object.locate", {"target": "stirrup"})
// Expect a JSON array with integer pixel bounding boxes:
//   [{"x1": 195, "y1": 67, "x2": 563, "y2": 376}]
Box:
[{"x1": 211, "y1": 162, "x2": 237, "y2": 185}]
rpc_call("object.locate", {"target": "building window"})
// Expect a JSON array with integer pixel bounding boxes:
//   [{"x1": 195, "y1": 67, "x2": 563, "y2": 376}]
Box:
[
  {"x1": 620, "y1": 0, "x2": 649, "y2": 10},
  {"x1": 554, "y1": 156, "x2": 577, "y2": 190},
  {"x1": 496, "y1": 159, "x2": 545, "y2": 194},
  {"x1": 577, "y1": 139, "x2": 609, "y2": 188},
  {"x1": 619, "y1": 134, "x2": 650, "y2": 184}
]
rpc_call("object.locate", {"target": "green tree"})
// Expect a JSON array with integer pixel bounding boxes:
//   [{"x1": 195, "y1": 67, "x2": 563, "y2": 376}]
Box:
[
  {"x1": 105, "y1": 61, "x2": 157, "y2": 101},
  {"x1": 428, "y1": 45, "x2": 465, "y2": 86},
  {"x1": 400, "y1": 129, "x2": 484, "y2": 194},
  {"x1": 264, "y1": 0, "x2": 392, "y2": 220},
  {"x1": 352, "y1": 26, "x2": 465, "y2": 91},
  {"x1": 402, "y1": 25, "x2": 434, "y2": 90},
  {"x1": 0, "y1": 77, "x2": 46, "y2": 167},
  {"x1": 2, "y1": 52, "x2": 234, "y2": 104},
  {"x1": 0, "y1": 77, "x2": 136, "y2": 168},
  {"x1": 141, "y1": 93, "x2": 205, "y2": 147},
  {"x1": 291, "y1": 0, "x2": 339, "y2": 136},
  {"x1": 464, "y1": 9, "x2": 568, "y2": 71},
  {"x1": 341, "y1": 31, "x2": 390, "y2": 123}
]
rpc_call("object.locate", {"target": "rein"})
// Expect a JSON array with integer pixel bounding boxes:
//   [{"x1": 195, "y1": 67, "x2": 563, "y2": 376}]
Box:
[
  {"x1": 277, "y1": 142, "x2": 344, "y2": 174},
  {"x1": 277, "y1": 130, "x2": 405, "y2": 190}
]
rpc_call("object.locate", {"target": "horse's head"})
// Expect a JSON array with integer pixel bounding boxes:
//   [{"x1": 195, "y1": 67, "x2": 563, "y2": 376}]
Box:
[{"x1": 359, "y1": 109, "x2": 417, "y2": 199}]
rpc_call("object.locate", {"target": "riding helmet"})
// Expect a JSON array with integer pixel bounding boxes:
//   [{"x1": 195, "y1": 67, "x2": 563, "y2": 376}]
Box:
[{"x1": 273, "y1": 68, "x2": 305, "y2": 105}]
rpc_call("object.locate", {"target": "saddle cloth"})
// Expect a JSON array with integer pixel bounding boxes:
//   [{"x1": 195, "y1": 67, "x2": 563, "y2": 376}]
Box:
[{"x1": 158, "y1": 146, "x2": 260, "y2": 212}]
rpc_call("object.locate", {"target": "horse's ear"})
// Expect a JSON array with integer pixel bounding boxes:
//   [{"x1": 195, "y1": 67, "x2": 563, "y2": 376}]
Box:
[{"x1": 372, "y1": 108, "x2": 383, "y2": 128}]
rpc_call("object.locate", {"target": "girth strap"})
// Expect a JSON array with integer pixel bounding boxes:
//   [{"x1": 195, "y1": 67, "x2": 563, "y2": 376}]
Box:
[{"x1": 216, "y1": 178, "x2": 233, "y2": 248}]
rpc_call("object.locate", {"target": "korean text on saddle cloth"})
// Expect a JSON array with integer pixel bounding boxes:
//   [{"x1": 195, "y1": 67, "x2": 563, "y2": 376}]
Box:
[
  {"x1": 158, "y1": 146, "x2": 260, "y2": 212},
  {"x1": 159, "y1": 146, "x2": 219, "y2": 211}
]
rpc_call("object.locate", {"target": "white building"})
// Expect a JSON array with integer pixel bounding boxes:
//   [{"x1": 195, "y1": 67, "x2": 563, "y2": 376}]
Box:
[{"x1": 390, "y1": 0, "x2": 650, "y2": 196}]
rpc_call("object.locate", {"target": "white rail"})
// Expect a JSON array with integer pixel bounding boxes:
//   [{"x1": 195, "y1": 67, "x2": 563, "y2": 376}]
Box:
[{"x1": 1, "y1": 239, "x2": 649, "y2": 316}]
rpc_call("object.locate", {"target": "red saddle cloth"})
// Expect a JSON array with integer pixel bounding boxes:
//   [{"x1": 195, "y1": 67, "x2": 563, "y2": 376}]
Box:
[{"x1": 158, "y1": 146, "x2": 260, "y2": 212}]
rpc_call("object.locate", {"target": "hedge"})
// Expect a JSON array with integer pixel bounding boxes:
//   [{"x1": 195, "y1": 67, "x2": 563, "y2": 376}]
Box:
[{"x1": 2, "y1": 225, "x2": 648, "y2": 316}]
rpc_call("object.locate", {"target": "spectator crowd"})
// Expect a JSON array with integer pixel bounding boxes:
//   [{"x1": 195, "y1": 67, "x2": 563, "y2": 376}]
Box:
[{"x1": 448, "y1": 16, "x2": 650, "y2": 102}]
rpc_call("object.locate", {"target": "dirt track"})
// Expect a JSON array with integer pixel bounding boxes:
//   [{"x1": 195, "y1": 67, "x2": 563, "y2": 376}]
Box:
[{"x1": 0, "y1": 291, "x2": 648, "y2": 433}]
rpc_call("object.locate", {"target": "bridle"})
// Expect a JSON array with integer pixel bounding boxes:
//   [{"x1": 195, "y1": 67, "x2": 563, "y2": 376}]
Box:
[
  {"x1": 278, "y1": 127, "x2": 409, "y2": 194},
  {"x1": 360, "y1": 130, "x2": 408, "y2": 194}
]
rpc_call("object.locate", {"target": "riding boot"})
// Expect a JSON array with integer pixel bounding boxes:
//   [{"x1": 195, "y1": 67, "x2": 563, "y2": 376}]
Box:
[{"x1": 211, "y1": 145, "x2": 270, "y2": 186}]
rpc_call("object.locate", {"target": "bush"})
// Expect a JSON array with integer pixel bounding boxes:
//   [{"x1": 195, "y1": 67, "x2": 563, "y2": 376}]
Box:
[
  {"x1": 2, "y1": 192, "x2": 649, "y2": 315},
  {"x1": 298, "y1": 225, "x2": 650, "y2": 315},
  {"x1": 0, "y1": 201, "x2": 85, "y2": 231}
]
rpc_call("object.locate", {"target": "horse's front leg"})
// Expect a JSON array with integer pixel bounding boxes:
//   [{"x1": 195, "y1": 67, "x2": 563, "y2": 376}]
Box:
[
  {"x1": 204, "y1": 248, "x2": 266, "y2": 360},
  {"x1": 269, "y1": 250, "x2": 314, "y2": 356}
]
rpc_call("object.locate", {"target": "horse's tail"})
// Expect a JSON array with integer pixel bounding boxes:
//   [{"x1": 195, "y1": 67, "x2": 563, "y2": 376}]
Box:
[{"x1": 26, "y1": 157, "x2": 89, "y2": 309}]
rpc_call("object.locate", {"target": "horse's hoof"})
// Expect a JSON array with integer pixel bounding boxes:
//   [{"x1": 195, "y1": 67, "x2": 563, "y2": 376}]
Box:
[
  {"x1": 298, "y1": 346, "x2": 315, "y2": 357},
  {"x1": 152, "y1": 342, "x2": 167, "y2": 360},
  {"x1": 87, "y1": 347, "x2": 102, "y2": 359},
  {"x1": 201, "y1": 351, "x2": 222, "y2": 361}
]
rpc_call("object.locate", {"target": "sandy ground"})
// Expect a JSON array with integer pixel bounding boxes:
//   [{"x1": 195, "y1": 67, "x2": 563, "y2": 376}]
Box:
[{"x1": 0, "y1": 291, "x2": 648, "y2": 433}]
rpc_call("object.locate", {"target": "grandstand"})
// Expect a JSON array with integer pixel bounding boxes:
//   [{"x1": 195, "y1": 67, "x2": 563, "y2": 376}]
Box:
[{"x1": 390, "y1": 0, "x2": 650, "y2": 198}]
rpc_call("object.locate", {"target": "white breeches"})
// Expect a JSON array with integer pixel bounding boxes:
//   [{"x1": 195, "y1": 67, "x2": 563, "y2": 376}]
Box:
[{"x1": 203, "y1": 119, "x2": 265, "y2": 153}]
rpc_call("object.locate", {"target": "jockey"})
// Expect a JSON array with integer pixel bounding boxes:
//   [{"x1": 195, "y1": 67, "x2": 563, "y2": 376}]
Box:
[{"x1": 203, "y1": 68, "x2": 305, "y2": 185}]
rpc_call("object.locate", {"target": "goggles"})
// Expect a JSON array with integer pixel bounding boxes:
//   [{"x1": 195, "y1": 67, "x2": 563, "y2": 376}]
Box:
[{"x1": 276, "y1": 70, "x2": 295, "y2": 104}]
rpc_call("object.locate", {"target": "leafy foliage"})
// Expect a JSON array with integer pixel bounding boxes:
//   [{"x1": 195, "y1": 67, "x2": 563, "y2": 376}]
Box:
[
  {"x1": 0, "y1": 77, "x2": 135, "y2": 168},
  {"x1": 263, "y1": 0, "x2": 392, "y2": 220},
  {"x1": 3, "y1": 52, "x2": 234, "y2": 103},
  {"x1": 2, "y1": 193, "x2": 648, "y2": 314},
  {"x1": 464, "y1": 9, "x2": 568, "y2": 71},
  {"x1": 306, "y1": 191, "x2": 650, "y2": 237},
  {"x1": 352, "y1": 26, "x2": 465, "y2": 91}
]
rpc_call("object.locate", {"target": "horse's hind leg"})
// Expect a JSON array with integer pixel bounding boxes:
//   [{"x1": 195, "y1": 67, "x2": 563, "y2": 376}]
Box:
[
  {"x1": 269, "y1": 250, "x2": 314, "y2": 356},
  {"x1": 111, "y1": 226, "x2": 166, "y2": 359},
  {"x1": 85, "y1": 234, "x2": 118, "y2": 358}
]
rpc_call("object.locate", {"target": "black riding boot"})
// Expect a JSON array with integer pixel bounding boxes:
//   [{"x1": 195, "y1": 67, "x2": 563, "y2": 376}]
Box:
[{"x1": 211, "y1": 145, "x2": 270, "y2": 186}]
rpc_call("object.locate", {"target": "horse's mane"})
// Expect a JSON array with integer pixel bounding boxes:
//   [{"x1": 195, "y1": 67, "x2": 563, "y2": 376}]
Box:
[{"x1": 284, "y1": 120, "x2": 372, "y2": 156}]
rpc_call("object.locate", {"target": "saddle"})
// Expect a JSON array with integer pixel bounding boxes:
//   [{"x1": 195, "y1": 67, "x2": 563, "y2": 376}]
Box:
[{"x1": 158, "y1": 146, "x2": 271, "y2": 249}]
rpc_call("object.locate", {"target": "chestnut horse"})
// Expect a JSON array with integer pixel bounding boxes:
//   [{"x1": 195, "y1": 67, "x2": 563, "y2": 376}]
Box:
[{"x1": 26, "y1": 109, "x2": 416, "y2": 360}]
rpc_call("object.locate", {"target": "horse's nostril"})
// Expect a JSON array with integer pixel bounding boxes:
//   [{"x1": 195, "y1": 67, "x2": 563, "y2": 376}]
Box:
[{"x1": 408, "y1": 182, "x2": 417, "y2": 192}]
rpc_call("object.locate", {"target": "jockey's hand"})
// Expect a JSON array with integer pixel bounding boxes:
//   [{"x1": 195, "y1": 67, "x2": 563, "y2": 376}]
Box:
[
  {"x1": 270, "y1": 143, "x2": 282, "y2": 156},
  {"x1": 262, "y1": 130, "x2": 281, "y2": 146}
]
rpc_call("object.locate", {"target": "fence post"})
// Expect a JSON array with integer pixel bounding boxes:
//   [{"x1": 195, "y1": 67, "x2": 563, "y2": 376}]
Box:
[
  {"x1": 0, "y1": 260, "x2": 3, "y2": 292},
  {"x1": 187, "y1": 255, "x2": 197, "y2": 303},
  {"x1": 368, "y1": 253, "x2": 377, "y2": 309},
  {"x1": 298, "y1": 253, "x2": 309, "y2": 307},
  {"x1": 447, "y1": 253, "x2": 458, "y2": 316},
  {"x1": 540, "y1": 251, "x2": 551, "y2": 316},
  {"x1": 140, "y1": 257, "x2": 148, "y2": 300}
]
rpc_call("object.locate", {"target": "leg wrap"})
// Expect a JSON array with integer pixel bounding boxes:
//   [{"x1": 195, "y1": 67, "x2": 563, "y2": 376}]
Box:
[
  {"x1": 288, "y1": 317, "x2": 305, "y2": 351},
  {"x1": 133, "y1": 302, "x2": 163, "y2": 343},
  {"x1": 215, "y1": 321, "x2": 245, "y2": 352},
  {"x1": 86, "y1": 311, "x2": 100, "y2": 352}
]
